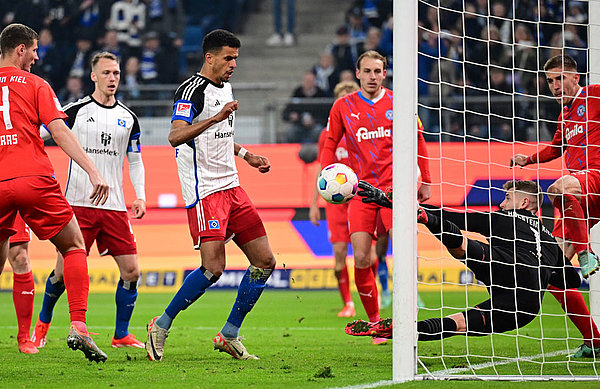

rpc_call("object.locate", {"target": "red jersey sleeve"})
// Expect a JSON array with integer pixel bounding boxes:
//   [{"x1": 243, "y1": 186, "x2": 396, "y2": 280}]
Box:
[
  {"x1": 417, "y1": 117, "x2": 431, "y2": 183},
  {"x1": 36, "y1": 79, "x2": 67, "y2": 125},
  {"x1": 529, "y1": 124, "x2": 562, "y2": 164},
  {"x1": 321, "y1": 100, "x2": 344, "y2": 168}
]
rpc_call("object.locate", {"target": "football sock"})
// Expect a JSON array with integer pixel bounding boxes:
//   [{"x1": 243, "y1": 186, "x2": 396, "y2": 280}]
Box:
[
  {"x1": 423, "y1": 211, "x2": 464, "y2": 249},
  {"x1": 39, "y1": 269, "x2": 65, "y2": 324},
  {"x1": 62, "y1": 249, "x2": 89, "y2": 323},
  {"x1": 548, "y1": 285, "x2": 600, "y2": 348},
  {"x1": 354, "y1": 266, "x2": 380, "y2": 322},
  {"x1": 335, "y1": 266, "x2": 353, "y2": 304},
  {"x1": 12, "y1": 271, "x2": 34, "y2": 342},
  {"x1": 417, "y1": 317, "x2": 457, "y2": 341},
  {"x1": 553, "y1": 195, "x2": 589, "y2": 253},
  {"x1": 161, "y1": 266, "x2": 218, "y2": 329},
  {"x1": 221, "y1": 266, "x2": 273, "y2": 338},
  {"x1": 114, "y1": 278, "x2": 138, "y2": 339},
  {"x1": 377, "y1": 256, "x2": 389, "y2": 294}
]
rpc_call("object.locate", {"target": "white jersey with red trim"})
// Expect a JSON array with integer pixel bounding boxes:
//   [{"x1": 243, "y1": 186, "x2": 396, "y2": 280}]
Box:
[{"x1": 171, "y1": 74, "x2": 239, "y2": 207}]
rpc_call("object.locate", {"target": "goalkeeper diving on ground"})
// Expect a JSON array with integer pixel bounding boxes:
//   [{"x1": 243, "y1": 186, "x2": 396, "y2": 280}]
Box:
[{"x1": 346, "y1": 179, "x2": 583, "y2": 344}]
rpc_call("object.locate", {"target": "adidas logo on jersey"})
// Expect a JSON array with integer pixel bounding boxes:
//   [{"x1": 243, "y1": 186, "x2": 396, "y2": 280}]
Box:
[
  {"x1": 215, "y1": 99, "x2": 220, "y2": 106},
  {"x1": 87, "y1": 117, "x2": 95, "y2": 123},
  {"x1": 356, "y1": 126, "x2": 391, "y2": 142}
]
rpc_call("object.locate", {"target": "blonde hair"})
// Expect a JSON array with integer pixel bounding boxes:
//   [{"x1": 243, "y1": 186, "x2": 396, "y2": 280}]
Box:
[
  {"x1": 91, "y1": 51, "x2": 118, "y2": 69},
  {"x1": 356, "y1": 50, "x2": 386, "y2": 70},
  {"x1": 333, "y1": 81, "x2": 359, "y2": 98}
]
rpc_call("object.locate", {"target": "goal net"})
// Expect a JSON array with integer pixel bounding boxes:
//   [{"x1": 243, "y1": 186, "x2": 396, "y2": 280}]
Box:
[{"x1": 394, "y1": 0, "x2": 600, "y2": 381}]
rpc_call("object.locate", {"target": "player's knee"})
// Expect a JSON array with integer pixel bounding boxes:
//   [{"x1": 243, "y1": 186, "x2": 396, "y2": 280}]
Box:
[
  {"x1": 8, "y1": 250, "x2": 30, "y2": 273},
  {"x1": 121, "y1": 267, "x2": 140, "y2": 283},
  {"x1": 353, "y1": 249, "x2": 372, "y2": 268},
  {"x1": 254, "y1": 254, "x2": 276, "y2": 270}
]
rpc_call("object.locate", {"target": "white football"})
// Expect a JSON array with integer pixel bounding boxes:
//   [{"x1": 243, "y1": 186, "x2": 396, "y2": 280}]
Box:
[{"x1": 317, "y1": 163, "x2": 359, "y2": 204}]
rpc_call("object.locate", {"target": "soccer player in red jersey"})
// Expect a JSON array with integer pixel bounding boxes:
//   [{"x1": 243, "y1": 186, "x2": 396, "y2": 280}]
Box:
[
  {"x1": 320, "y1": 50, "x2": 394, "y2": 344},
  {"x1": 0, "y1": 23, "x2": 109, "y2": 362},
  {"x1": 310, "y1": 81, "x2": 359, "y2": 318},
  {"x1": 511, "y1": 54, "x2": 600, "y2": 357}
]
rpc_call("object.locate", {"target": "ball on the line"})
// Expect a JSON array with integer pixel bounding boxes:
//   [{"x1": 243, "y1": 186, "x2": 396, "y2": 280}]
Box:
[{"x1": 317, "y1": 163, "x2": 358, "y2": 204}]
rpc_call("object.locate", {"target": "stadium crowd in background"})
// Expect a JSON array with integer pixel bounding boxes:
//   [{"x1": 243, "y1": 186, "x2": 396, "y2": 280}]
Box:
[{"x1": 0, "y1": 0, "x2": 255, "y2": 105}]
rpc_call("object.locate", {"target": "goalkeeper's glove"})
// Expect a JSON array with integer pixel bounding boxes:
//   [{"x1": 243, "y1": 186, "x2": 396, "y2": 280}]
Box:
[{"x1": 357, "y1": 180, "x2": 392, "y2": 208}]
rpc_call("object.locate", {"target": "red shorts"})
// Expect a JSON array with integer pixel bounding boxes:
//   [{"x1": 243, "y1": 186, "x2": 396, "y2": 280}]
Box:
[
  {"x1": 553, "y1": 170, "x2": 600, "y2": 239},
  {"x1": 347, "y1": 198, "x2": 392, "y2": 237},
  {"x1": 186, "y1": 186, "x2": 266, "y2": 248},
  {"x1": 9, "y1": 213, "x2": 31, "y2": 244},
  {"x1": 73, "y1": 206, "x2": 137, "y2": 256},
  {"x1": 325, "y1": 202, "x2": 349, "y2": 243},
  {"x1": 0, "y1": 176, "x2": 73, "y2": 241}
]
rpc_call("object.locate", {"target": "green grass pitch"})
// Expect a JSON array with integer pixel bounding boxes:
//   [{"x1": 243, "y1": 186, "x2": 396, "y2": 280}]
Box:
[{"x1": 0, "y1": 289, "x2": 599, "y2": 388}]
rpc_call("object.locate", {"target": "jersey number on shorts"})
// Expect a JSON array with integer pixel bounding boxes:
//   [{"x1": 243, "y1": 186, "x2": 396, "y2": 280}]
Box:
[{"x1": 0, "y1": 86, "x2": 13, "y2": 130}]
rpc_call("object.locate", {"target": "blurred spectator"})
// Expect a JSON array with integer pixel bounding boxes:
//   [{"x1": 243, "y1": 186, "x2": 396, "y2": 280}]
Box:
[
  {"x1": 108, "y1": 0, "x2": 146, "y2": 57},
  {"x1": 140, "y1": 31, "x2": 179, "y2": 84},
  {"x1": 513, "y1": 23, "x2": 537, "y2": 94},
  {"x1": 58, "y1": 76, "x2": 85, "y2": 105},
  {"x1": 292, "y1": 72, "x2": 328, "y2": 99},
  {"x1": 43, "y1": 0, "x2": 77, "y2": 47},
  {"x1": 266, "y1": 0, "x2": 296, "y2": 46},
  {"x1": 6, "y1": 1, "x2": 46, "y2": 32},
  {"x1": 146, "y1": 0, "x2": 185, "y2": 49},
  {"x1": 66, "y1": 36, "x2": 95, "y2": 93},
  {"x1": 339, "y1": 69, "x2": 356, "y2": 83},
  {"x1": 566, "y1": 2, "x2": 587, "y2": 24},
  {"x1": 490, "y1": 1, "x2": 512, "y2": 43},
  {"x1": 121, "y1": 56, "x2": 142, "y2": 100},
  {"x1": 32, "y1": 28, "x2": 65, "y2": 88},
  {"x1": 327, "y1": 26, "x2": 356, "y2": 73},
  {"x1": 356, "y1": 27, "x2": 385, "y2": 59},
  {"x1": 352, "y1": 0, "x2": 392, "y2": 28},
  {"x1": 286, "y1": 112, "x2": 322, "y2": 143},
  {"x1": 312, "y1": 52, "x2": 339, "y2": 97},
  {"x1": 73, "y1": 0, "x2": 111, "y2": 44},
  {"x1": 101, "y1": 29, "x2": 126, "y2": 62},
  {"x1": 346, "y1": 6, "x2": 368, "y2": 44}
]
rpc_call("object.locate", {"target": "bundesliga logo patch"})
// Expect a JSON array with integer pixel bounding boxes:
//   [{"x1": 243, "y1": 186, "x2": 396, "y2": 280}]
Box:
[
  {"x1": 208, "y1": 220, "x2": 220, "y2": 230},
  {"x1": 176, "y1": 102, "x2": 192, "y2": 117}
]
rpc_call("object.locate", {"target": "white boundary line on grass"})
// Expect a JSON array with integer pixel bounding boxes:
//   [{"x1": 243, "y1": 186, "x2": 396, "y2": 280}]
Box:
[
  {"x1": 330, "y1": 349, "x2": 572, "y2": 389},
  {"x1": 426, "y1": 349, "x2": 569, "y2": 376}
]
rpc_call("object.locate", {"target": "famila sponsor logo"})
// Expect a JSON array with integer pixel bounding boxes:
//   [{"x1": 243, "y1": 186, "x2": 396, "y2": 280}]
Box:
[{"x1": 356, "y1": 126, "x2": 391, "y2": 142}]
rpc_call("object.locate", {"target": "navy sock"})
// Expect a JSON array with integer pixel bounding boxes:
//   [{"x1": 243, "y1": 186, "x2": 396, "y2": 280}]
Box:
[
  {"x1": 377, "y1": 257, "x2": 389, "y2": 293},
  {"x1": 160, "y1": 266, "x2": 218, "y2": 329},
  {"x1": 39, "y1": 270, "x2": 65, "y2": 324},
  {"x1": 221, "y1": 266, "x2": 272, "y2": 338},
  {"x1": 114, "y1": 278, "x2": 138, "y2": 339}
]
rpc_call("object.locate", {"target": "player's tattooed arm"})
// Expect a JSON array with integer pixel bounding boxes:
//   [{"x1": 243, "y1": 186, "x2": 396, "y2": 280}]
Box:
[{"x1": 169, "y1": 101, "x2": 239, "y2": 146}]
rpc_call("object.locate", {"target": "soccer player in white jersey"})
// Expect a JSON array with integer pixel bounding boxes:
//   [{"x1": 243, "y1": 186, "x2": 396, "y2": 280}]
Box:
[
  {"x1": 32, "y1": 52, "x2": 147, "y2": 349},
  {"x1": 145, "y1": 29, "x2": 275, "y2": 361}
]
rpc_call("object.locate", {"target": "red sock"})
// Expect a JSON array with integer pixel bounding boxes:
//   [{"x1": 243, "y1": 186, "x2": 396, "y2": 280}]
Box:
[
  {"x1": 354, "y1": 266, "x2": 380, "y2": 322},
  {"x1": 62, "y1": 249, "x2": 89, "y2": 324},
  {"x1": 553, "y1": 195, "x2": 589, "y2": 252},
  {"x1": 336, "y1": 266, "x2": 352, "y2": 305},
  {"x1": 548, "y1": 285, "x2": 600, "y2": 347},
  {"x1": 12, "y1": 271, "x2": 34, "y2": 343}
]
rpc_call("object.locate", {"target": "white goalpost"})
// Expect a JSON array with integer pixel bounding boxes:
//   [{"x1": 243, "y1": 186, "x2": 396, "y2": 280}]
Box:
[{"x1": 393, "y1": 0, "x2": 600, "y2": 382}]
